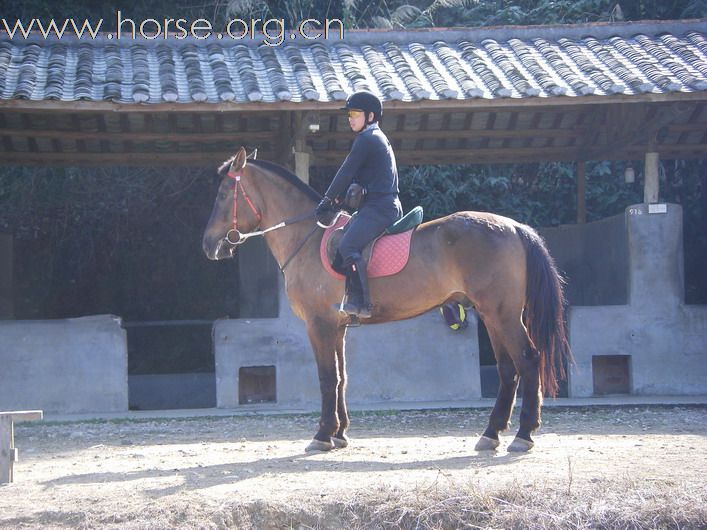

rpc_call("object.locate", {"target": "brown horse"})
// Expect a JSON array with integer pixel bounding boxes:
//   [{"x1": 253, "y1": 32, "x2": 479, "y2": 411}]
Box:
[{"x1": 203, "y1": 147, "x2": 572, "y2": 452}]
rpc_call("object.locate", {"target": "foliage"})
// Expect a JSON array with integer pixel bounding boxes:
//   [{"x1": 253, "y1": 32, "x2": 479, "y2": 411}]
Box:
[
  {"x1": 366, "y1": 0, "x2": 707, "y2": 28},
  {"x1": 0, "y1": 166, "x2": 239, "y2": 322},
  {"x1": 398, "y1": 161, "x2": 643, "y2": 226},
  {"x1": 398, "y1": 161, "x2": 706, "y2": 304},
  {"x1": 0, "y1": 0, "x2": 704, "y2": 30}
]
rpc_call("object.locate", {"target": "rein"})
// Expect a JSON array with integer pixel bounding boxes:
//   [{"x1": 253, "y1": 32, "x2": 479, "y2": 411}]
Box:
[{"x1": 225, "y1": 169, "x2": 317, "y2": 271}]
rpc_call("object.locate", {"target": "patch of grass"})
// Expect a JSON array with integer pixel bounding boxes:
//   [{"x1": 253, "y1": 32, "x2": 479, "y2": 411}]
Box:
[{"x1": 224, "y1": 478, "x2": 707, "y2": 530}]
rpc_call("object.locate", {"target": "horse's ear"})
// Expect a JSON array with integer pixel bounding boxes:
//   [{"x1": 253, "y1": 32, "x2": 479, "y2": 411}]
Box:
[
  {"x1": 247, "y1": 148, "x2": 258, "y2": 160},
  {"x1": 230, "y1": 147, "x2": 247, "y2": 174}
]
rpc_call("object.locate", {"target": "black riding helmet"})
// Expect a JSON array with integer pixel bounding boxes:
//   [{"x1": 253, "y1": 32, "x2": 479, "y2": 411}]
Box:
[{"x1": 343, "y1": 91, "x2": 382, "y2": 123}]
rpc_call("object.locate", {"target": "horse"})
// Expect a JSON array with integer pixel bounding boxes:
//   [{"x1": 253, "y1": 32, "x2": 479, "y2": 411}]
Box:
[{"x1": 202, "y1": 147, "x2": 572, "y2": 452}]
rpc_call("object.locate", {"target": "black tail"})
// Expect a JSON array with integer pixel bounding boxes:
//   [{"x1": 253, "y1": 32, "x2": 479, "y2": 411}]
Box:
[{"x1": 516, "y1": 224, "x2": 572, "y2": 397}]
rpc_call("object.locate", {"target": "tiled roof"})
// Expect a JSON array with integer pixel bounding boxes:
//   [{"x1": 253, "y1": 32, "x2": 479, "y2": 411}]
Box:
[{"x1": 0, "y1": 19, "x2": 706, "y2": 105}]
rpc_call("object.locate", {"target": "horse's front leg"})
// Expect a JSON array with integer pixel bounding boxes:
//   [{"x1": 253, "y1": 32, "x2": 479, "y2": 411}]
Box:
[
  {"x1": 333, "y1": 326, "x2": 349, "y2": 448},
  {"x1": 305, "y1": 316, "x2": 341, "y2": 452}
]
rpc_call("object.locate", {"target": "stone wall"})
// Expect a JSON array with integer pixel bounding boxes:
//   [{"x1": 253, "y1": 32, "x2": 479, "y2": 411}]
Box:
[{"x1": 0, "y1": 315, "x2": 128, "y2": 413}]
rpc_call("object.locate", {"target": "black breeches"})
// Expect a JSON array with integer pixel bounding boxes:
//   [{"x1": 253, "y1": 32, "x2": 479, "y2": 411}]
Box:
[{"x1": 338, "y1": 199, "x2": 401, "y2": 266}]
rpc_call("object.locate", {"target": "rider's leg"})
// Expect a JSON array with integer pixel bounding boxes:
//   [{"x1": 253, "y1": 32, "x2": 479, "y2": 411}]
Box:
[{"x1": 340, "y1": 252, "x2": 371, "y2": 318}]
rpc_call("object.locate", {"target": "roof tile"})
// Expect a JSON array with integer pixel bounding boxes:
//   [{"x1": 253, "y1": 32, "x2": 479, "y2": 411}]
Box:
[{"x1": 0, "y1": 20, "x2": 704, "y2": 105}]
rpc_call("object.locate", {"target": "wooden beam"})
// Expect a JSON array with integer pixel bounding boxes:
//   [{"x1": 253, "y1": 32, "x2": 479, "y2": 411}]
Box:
[
  {"x1": 0, "y1": 127, "x2": 275, "y2": 142},
  {"x1": 0, "y1": 151, "x2": 277, "y2": 166},
  {"x1": 323, "y1": 127, "x2": 587, "y2": 141},
  {"x1": 583, "y1": 102, "x2": 697, "y2": 161},
  {"x1": 0, "y1": 126, "x2": 589, "y2": 147},
  {"x1": 0, "y1": 140, "x2": 704, "y2": 167},
  {"x1": 0, "y1": 90, "x2": 705, "y2": 114}
]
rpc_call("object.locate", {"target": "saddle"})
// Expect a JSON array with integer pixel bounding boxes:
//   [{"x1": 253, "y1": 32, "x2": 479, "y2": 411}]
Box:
[{"x1": 320, "y1": 206, "x2": 423, "y2": 280}]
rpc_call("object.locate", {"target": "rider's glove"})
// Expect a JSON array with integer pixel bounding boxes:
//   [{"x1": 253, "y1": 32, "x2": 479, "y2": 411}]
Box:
[{"x1": 315, "y1": 196, "x2": 334, "y2": 222}]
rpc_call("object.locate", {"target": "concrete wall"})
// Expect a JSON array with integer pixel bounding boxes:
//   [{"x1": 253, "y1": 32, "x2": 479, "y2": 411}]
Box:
[
  {"x1": 568, "y1": 204, "x2": 707, "y2": 396},
  {"x1": 540, "y1": 213, "x2": 628, "y2": 306},
  {"x1": 215, "y1": 278, "x2": 480, "y2": 410},
  {"x1": 0, "y1": 315, "x2": 128, "y2": 413},
  {"x1": 0, "y1": 234, "x2": 12, "y2": 319}
]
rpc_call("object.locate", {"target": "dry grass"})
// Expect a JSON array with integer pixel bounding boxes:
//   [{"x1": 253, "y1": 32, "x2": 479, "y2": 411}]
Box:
[
  {"x1": 340, "y1": 480, "x2": 707, "y2": 529},
  {"x1": 211, "y1": 479, "x2": 707, "y2": 530}
]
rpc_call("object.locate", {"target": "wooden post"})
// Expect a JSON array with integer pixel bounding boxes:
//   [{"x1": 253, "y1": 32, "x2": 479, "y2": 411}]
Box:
[
  {"x1": 577, "y1": 161, "x2": 586, "y2": 224},
  {"x1": 292, "y1": 111, "x2": 316, "y2": 184},
  {"x1": 294, "y1": 150, "x2": 310, "y2": 184},
  {"x1": 1, "y1": 410, "x2": 43, "y2": 484},
  {"x1": 0, "y1": 233, "x2": 13, "y2": 319},
  {"x1": 0, "y1": 415, "x2": 11, "y2": 483},
  {"x1": 644, "y1": 152, "x2": 660, "y2": 203}
]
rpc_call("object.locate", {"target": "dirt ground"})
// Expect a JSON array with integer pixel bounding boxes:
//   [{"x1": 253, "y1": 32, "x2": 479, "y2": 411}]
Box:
[{"x1": 2, "y1": 405, "x2": 706, "y2": 529}]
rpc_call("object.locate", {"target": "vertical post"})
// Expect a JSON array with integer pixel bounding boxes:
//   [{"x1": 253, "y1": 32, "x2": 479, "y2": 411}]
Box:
[
  {"x1": 644, "y1": 152, "x2": 660, "y2": 203},
  {"x1": 294, "y1": 150, "x2": 310, "y2": 184},
  {"x1": 292, "y1": 111, "x2": 316, "y2": 184},
  {"x1": 0, "y1": 234, "x2": 13, "y2": 319},
  {"x1": 0, "y1": 415, "x2": 12, "y2": 483},
  {"x1": 577, "y1": 161, "x2": 586, "y2": 224}
]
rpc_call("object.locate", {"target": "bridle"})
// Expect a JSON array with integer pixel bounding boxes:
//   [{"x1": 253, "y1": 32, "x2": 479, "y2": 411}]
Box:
[
  {"x1": 225, "y1": 169, "x2": 263, "y2": 246},
  {"x1": 221, "y1": 168, "x2": 322, "y2": 270}
]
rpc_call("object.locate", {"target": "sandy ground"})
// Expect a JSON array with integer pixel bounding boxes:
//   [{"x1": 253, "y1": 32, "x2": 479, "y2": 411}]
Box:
[{"x1": 1, "y1": 405, "x2": 706, "y2": 528}]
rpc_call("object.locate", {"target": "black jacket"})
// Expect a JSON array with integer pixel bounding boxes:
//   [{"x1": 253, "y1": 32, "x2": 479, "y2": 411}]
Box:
[{"x1": 324, "y1": 123, "x2": 399, "y2": 200}]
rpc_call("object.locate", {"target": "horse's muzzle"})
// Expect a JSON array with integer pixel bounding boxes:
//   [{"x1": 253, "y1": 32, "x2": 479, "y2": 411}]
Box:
[{"x1": 203, "y1": 235, "x2": 236, "y2": 260}]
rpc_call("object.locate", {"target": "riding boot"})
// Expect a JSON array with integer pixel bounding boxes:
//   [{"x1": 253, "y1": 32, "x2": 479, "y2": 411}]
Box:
[
  {"x1": 337, "y1": 266, "x2": 361, "y2": 313},
  {"x1": 340, "y1": 258, "x2": 372, "y2": 318}
]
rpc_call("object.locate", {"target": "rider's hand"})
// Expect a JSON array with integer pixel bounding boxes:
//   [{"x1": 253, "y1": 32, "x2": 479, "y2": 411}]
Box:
[{"x1": 315, "y1": 196, "x2": 334, "y2": 224}]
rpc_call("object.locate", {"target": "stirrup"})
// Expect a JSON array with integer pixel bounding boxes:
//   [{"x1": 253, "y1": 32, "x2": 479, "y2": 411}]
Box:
[{"x1": 341, "y1": 301, "x2": 372, "y2": 319}]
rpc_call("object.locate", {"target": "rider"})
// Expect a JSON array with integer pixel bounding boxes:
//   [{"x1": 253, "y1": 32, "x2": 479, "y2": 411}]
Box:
[{"x1": 315, "y1": 91, "x2": 403, "y2": 318}]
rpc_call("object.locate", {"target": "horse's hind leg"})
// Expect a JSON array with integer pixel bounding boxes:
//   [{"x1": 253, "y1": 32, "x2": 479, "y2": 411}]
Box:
[
  {"x1": 475, "y1": 312, "x2": 540, "y2": 452},
  {"x1": 332, "y1": 329, "x2": 350, "y2": 448},
  {"x1": 491, "y1": 318, "x2": 541, "y2": 452},
  {"x1": 475, "y1": 325, "x2": 519, "y2": 451},
  {"x1": 305, "y1": 317, "x2": 344, "y2": 452},
  {"x1": 509, "y1": 339, "x2": 542, "y2": 452}
]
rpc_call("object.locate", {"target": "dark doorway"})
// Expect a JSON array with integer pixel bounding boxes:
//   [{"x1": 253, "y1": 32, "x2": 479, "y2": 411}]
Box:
[
  {"x1": 239, "y1": 365, "x2": 277, "y2": 405},
  {"x1": 592, "y1": 355, "x2": 631, "y2": 395}
]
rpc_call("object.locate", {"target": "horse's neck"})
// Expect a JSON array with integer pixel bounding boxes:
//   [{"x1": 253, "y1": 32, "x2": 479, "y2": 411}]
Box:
[{"x1": 254, "y1": 167, "x2": 317, "y2": 269}]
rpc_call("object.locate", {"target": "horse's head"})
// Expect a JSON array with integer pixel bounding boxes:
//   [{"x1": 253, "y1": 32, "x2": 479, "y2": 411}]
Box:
[{"x1": 202, "y1": 147, "x2": 262, "y2": 260}]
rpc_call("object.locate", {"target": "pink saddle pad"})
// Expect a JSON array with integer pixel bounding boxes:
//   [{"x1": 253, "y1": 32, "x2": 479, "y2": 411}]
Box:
[{"x1": 320, "y1": 214, "x2": 414, "y2": 280}]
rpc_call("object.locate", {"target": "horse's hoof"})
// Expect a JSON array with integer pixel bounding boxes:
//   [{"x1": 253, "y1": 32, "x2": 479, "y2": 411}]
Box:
[
  {"x1": 305, "y1": 439, "x2": 335, "y2": 452},
  {"x1": 474, "y1": 435, "x2": 500, "y2": 451},
  {"x1": 332, "y1": 436, "x2": 349, "y2": 449},
  {"x1": 507, "y1": 437, "x2": 534, "y2": 452}
]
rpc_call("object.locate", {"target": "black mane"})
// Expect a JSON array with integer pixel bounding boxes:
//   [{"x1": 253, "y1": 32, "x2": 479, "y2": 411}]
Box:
[
  {"x1": 250, "y1": 159, "x2": 322, "y2": 202},
  {"x1": 217, "y1": 155, "x2": 321, "y2": 202}
]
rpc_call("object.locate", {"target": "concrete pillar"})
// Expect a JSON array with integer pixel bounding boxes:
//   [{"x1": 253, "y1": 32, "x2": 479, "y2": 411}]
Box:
[
  {"x1": 567, "y1": 203, "x2": 695, "y2": 398},
  {"x1": 0, "y1": 234, "x2": 13, "y2": 319},
  {"x1": 627, "y1": 202, "x2": 684, "y2": 308},
  {"x1": 644, "y1": 152, "x2": 660, "y2": 203}
]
